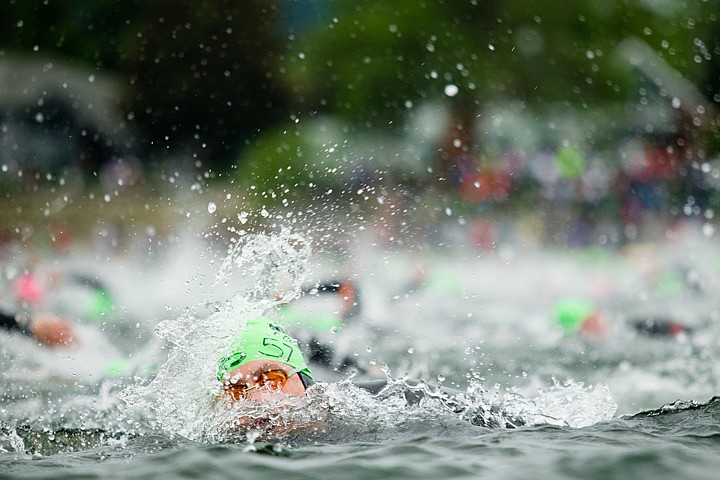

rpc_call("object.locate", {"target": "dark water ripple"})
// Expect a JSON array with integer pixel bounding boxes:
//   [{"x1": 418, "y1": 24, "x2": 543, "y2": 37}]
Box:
[{"x1": 4, "y1": 415, "x2": 720, "y2": 480}]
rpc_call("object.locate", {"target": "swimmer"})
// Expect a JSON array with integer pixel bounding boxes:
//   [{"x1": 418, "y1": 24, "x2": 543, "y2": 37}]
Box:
[
  {"x1": 280, "y1": 280, "x2": 367, "y2": 374},
  {"x1": 553, "y1": 297, "x2": 691, "y2": 340},
  {"x1": 214, "y1": 316, "x2": 521, "y2": 432},
  {"x1": 0, "y1": 310, "x2": 76, "y2": 347},
  {"x1": 554, "y1": 297, "x2": 611, "y2": 340},
  {"x1": 10, "y1": 264, "x2": 115, "y2": 323},
  {"x1": 629, "y1": 315, "x2": 692, "y2": 338},
  {"x1": 216, "y1": 316, "x2": 314, "y2": 404}
]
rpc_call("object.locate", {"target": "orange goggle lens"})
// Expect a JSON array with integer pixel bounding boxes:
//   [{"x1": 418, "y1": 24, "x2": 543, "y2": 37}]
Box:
[{"x1": 222, "y1": 369, "x2": 292, "y2": 400}]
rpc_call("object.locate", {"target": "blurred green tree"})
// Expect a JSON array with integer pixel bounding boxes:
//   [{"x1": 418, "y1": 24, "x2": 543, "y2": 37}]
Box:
[
  {"x1": 281, "y1": 0, "x2": 720, "y2": 168},
  {"x1": 0, "y1": 0, "x2": 292, "y2": 169},
  {"x1": 0, "y1": 0, "x2": 131, "y2": 70},
  {"x1": 0, "y1": 0, "x2": 718, "y2": 174},
  {"x1": 120, "y1": 0, "x2": 291, "y2": 165}
]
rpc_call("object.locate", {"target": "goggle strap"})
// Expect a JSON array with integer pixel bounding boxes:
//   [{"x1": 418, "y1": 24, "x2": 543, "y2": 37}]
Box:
[{"x1": 298, "y1": 371, "x2": 314, "y2": 389}]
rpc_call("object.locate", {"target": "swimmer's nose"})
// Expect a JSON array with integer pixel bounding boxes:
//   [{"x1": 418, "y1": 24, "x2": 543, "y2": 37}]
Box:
[{"x1": 244, "y1": 387, "x2": 280, "y2": 403}]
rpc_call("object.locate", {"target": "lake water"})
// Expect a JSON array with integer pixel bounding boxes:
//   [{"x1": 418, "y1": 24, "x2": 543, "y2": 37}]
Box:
[{"x1": 2, "y1": 221, "x2": 720, "y2": 479}]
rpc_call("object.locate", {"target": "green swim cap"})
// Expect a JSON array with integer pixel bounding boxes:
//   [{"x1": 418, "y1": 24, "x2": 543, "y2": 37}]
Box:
[
  {"x1": 554, "y1": 298, "x2": 594, "y2": 333},
  {"x1": 84, "y1": 290, "x2": 114, "y2": 321},
  {"x1": 105, "y1": 359, "x2": 131, "y2": 377},
  {"x1": 217, "y1": 316, "x2": 312, "y2": 382}
]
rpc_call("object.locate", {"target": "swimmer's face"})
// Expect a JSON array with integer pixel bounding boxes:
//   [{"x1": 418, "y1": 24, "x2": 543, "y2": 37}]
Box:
[{"x1": 219, "y1": 359, "x2": 306, "y2": 404}]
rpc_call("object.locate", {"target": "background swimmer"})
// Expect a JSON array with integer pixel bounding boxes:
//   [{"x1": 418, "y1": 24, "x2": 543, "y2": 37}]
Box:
[
  {"x1": 278, "y1": 279, "x2": 376, "y2": 375},
  {"x1": 553, "y1": 297, "x2": 692, "y2": 340},
  {"x1": 0, "y1": 310, "x2": 76, "y2": 347}
]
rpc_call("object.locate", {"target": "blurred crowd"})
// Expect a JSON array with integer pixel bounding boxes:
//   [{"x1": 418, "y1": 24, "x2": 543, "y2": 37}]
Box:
[{"x1": 415, "y1": 123, "x2": 717, "y2": 251}]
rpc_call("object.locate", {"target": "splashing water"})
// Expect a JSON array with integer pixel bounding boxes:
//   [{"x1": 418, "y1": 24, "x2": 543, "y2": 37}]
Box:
[
  {"x1": 501, "y1": 379, "x2": 617, "y2": 428},
  {"x1": 119, "y1": 230, "x2": 619, "y2": 446},
  {"x1": 215, "y1": 229, "x2": 312, "y2": 306},
  {"x1": 203, "y1": 377, "x2": 493, "y2": 446},
  {"x1": 5, "y1": 223, "x2": 720, "y2": 480},
  {"x1": 121, "y1": 229, "x2": 314, "y2": 441}
]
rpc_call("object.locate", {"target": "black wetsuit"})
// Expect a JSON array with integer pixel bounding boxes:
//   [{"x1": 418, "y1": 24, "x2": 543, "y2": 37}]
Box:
[
  {"x1": 0, "y1": 311, "x2": 28, "y2": 334},
  {"x1": 307, "y1": 338, "x2": 366, "y2": 374},
  {"x1": 630, "y1": 316, "x2": 691, "y2": 337},
  {"x1": 297, "y1": 280, "x2": 365, "y2": 374}
]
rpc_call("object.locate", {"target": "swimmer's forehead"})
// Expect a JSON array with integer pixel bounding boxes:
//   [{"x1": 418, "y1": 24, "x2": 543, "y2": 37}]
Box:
[{"x1": 230, "y1": 359, "x2": 291, "y2": 378}]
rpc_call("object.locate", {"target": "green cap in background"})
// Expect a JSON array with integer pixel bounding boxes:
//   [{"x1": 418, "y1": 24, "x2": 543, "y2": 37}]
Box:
[{"x1": 554, "y1": 297, "x2": 594, "y2": 333}]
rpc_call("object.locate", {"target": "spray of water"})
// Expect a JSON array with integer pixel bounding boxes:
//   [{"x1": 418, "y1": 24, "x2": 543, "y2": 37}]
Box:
[
  {"x1": 500, "y1": 378, "x2": 618, "y2": 428},
  {"x1": 215, "y1": 228, "x2": 312, "y2": 305},
  {"x1": 120, "y1": 229, "x2": 313, "y2": 441},
  {"x1": 118, "y1": 228, "x2": 620, "y2": 446}
]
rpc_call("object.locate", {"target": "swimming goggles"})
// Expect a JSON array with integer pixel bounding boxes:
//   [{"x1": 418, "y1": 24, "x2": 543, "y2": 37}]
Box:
[{"x1": 221, "y1": 368, "x2": 300, "y2": 400}]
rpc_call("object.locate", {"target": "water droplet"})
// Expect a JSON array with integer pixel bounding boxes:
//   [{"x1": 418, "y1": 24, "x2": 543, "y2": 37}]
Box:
[
  {"x1": 702, "y1": 222, "x2": 715, "y2": 237},
  {"x1": 444, "y1": 84, "x2": 459, "y2": 97},
  {"x1": 207, "y1": 202, "x2": 217, "y2": 213}
]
